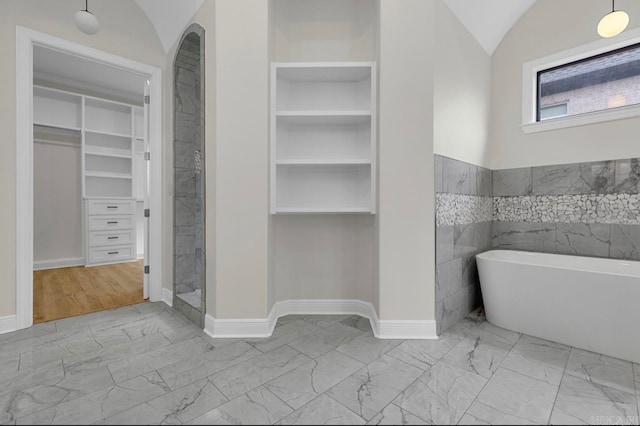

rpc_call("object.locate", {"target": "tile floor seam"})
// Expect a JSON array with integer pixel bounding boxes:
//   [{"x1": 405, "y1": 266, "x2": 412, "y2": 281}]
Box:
[
  {"x1": 322, "y1": 390, "x2": 368, "y2": 423},
  {"x1": 546, "y1": 342, "x2": 573, "y2": 425},
  {"x1": 453, "y1": 331, "x2": 523, "y2": 424}
]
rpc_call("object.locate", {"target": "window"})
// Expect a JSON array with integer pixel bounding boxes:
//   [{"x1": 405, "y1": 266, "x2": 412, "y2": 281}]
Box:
[
  {"x1": 539, "y1": 103, "x2": 568, "y2": 120},
  {"x1": 537, "y1": 43, "x2": 640, "y2": 121},
  {"x1": 522, "y1": 29, "x2": 640, "y2": 133}
]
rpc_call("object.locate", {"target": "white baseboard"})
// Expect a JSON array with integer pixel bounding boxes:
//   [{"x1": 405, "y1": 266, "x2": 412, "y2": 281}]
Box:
[
  {"x1": 33, "y1": 257, "x2": 84, "y2": 271},
  {"x1": 204, "y1": 299, "x2": 437, "y2": 340},
  {"x1": 378, "y1": 320, "x2": 437, "y2": 339},
  {"x1": 162, "y1": 288, "x2": 173, "y2": 307},
  {"x1": 0, "y1": 315, "x2": 17, "y2": 335}
]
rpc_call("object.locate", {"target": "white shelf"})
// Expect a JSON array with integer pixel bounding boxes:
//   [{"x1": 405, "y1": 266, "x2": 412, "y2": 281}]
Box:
[
  {"x1": 85, "y1": 128, "x2": 132, "y2": 139},
  {"x1": 271, "y1": 62, "x2": 376, "y2": 214},
  {"x1": 276, "y1": 159, "x2": 370, "y2": 165},
  {"x1": 276, "y1": 110, "x2": 371, "y2": 118},
  {"x1": 33, "y1": 122, "x2": 82, "y2": 133},
  {"x1": 85, "y1": 171, "x2": 132, "y2": 179},
  {"x1": 33, "y1": 86, "x2": 82, "y2": 130},
  {"x1": 84, "y1": 148, "x2": 132, "y2": 159},
  {"x1": 276, "y1": 207, "x2": 371, "y2": 214}
]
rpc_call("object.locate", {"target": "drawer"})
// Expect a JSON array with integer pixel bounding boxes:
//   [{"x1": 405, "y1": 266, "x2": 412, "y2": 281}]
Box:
[
  {"x1": 89, "y1": 230, "x2": 134, "y2": 247},
  {"x1": 87, "y1": 200, "x2": 135, "y2": 215},
  {"x1": 88, "y1": 215, "x2": 134, "y2": 231},
  {"x1": 88, "y1": 245, "x2": 134, "y2": 264}
]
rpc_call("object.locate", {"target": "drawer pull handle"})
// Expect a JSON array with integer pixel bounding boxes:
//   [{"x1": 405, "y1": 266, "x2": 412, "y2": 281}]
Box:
[
  {"x1": 107, "y1": 236, "x2": 119, "y2": 240},
  {"x1": 108, "y1": 252, "x2": 119, "y2": 255},
  {"x1": 107, "y1": 206, "x2": 118, "y2": 209},
  {"x1": 107, "y1": 221, "x2": 118, "y2": 224}
]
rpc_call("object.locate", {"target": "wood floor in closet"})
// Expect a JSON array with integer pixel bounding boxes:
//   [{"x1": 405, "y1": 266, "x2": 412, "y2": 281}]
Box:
[{"x1": 33, "y1": 260, "x2": 145, "y2": 324}]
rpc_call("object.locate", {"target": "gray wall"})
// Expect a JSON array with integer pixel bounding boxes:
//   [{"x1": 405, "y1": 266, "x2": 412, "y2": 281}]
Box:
[
  {"x1": 435, "y1": 155, "x2": 492, "y2": 334},
  {"x1": 493, "y1": 158, "x2": 640, "y2": 260},
  {"x1": 435, "y1": 155, "x2": 640, "y2": 334},
  {"x1": 173, "y1": 25, "x2": 206, "y2": 326}
]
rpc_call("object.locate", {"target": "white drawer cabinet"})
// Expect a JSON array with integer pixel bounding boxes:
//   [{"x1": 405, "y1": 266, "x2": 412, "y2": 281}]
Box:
[
  {"x1": 87, "y1": 199, "x2": 135, "y2": 215},
  {"x1": 88, "y1": 245, "x2": 135, "y2": 264},
  {"x1": 85, "y1": 198, "x2": 136, "y2": 266},
  {"x1": 88, "y1": 215, "x2": 135, "y2": 231},
  {"x1": 88, "y1": 230, "x2": 134, "y2": 247}
]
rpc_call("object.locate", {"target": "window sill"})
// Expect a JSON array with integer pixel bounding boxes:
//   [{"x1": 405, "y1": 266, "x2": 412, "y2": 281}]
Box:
[{"x1": 522, "y1": 103, "x2": 640, "y2": 134}]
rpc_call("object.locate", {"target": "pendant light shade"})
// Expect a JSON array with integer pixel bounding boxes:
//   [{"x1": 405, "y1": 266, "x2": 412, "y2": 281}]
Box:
[
  {"x1": 75, "y1": 0, "x2": 99, "y2": 35},
  {"x1": 598, "y1": 0, "x2": 629, "y2": 38}
]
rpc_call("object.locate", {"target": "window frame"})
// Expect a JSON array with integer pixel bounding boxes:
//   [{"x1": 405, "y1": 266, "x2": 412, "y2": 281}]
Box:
[{"x1": 522, "y1": 28, "x2": 640, "y2": 134}]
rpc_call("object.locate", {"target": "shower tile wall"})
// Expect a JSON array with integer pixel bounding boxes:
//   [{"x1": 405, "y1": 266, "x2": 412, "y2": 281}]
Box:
[
  {"x1": 493, "y1": 158, "x2": 640, "y2": 260},
  {"x1": 174, "y1": 29, "x2": 205, "y2": 322},
  {"x1": 435, "y1": 155, "x2": 492, "y2": 334}
]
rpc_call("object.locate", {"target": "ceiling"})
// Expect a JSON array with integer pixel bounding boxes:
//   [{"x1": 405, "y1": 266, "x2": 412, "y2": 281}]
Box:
[
  {"x1": 443, "y1": 0, "x2": 538, "y2": 55},
  {"x1": 135, "y1": 0, "x2": 537, "y2": 56},
  {"x1": 134, "y1": 0, "x2": 205, "y2": 53},
  {"x1": 33, "y1": 45, "x2": 147, "y2": 101}
]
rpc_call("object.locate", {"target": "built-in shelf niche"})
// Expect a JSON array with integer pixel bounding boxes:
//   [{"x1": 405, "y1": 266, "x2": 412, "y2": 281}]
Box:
[
  {"x1": 276, "y1": 164, "x2": 371, "y2": 213},
  {"x1": 276, "y1": 65, "x2": 372, "y2": 112},
  {"x1": 85, "y1": 98, "x2": 132, "y2": 136},
  {"x1": 33, "y1": 86, "x2": 82, "y2": 130},
  {"x1": 271, "y1": 62, "x2": 376, "y2": 214},
  {"x1": 85, "y1": 176, "x2": 132, "y2": 198}
]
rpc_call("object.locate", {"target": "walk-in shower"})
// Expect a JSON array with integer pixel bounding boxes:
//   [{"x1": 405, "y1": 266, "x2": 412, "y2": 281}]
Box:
[{"x1": 173, "y1": 24, "x2": 205, "y2": 326}]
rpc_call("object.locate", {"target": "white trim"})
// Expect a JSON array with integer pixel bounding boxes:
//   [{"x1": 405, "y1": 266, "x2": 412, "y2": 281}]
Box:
[
  {"x1": 16, "y1": 26, "x2": 164, "y2": 332},
  {"x1": 522, "y1": 27, "x2": 640, "y2": 133},
  {"x1": 162, "y1": 288, "x2": 173, "y2": 307},
  {"x1": 0, "y1": 315, "x2": 17, "y2": 335},
  {"x1": 204, "y1": 299, "x2": 438, "y2": 340},
  {"x1": 33, "y1": 258, "x2": 84, "y2": 271}
]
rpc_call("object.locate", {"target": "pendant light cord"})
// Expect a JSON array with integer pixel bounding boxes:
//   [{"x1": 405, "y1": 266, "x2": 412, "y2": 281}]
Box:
[
  {"x1": 612, "y1": 0, "x2": 616, "y2": 12},
  {"x1": 85, "y1": 0, "x2": 88, "y2": 12}
]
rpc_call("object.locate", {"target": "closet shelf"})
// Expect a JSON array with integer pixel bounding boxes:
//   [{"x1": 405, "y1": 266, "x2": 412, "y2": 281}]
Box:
[
  {"x1": 34, "y1": 122, "x2": 82, "y2": 133},
  {"x1": 276, "y1": 159, "x2": 371, "y2": 165},
  {"x1": 85, "y1": 150, "x2": 132, "y2": 159},
  {"x1": 85, "y1": 128, "x2": 132, "y2": 139},
  {"x1": 276, "y1": 207, "x2": 372, "y2": 214},
  {"x1": 85, "y1": 171, "x2": 133, "y2": 179}
]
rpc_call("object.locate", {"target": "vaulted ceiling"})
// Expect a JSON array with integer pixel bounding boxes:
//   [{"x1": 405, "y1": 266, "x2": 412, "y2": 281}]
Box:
[{"x1": 135, "y1": 0, "x2": 538, "y2": 55}]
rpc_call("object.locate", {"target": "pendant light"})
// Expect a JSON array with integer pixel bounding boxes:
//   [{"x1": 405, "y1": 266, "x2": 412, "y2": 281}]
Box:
[
  {"x1": 74, "y1": 0, "x2": 99, "y2": 35},
  {"x1": 598, "y1": 0, "x2": 629, "y2": 38}
]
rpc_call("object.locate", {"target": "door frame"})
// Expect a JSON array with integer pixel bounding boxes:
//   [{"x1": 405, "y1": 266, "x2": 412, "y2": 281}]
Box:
[{"x1": 16, "y1": 26, "x2": 164, "y2": 330}]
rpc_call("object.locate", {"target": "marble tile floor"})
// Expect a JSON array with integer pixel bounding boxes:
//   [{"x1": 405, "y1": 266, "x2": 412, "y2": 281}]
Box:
[
  {"x1": 0, "y1": 302, "x2": 638, "y2": 425},
  {"x1": 177, "y1": 289, "x2": 201, "y2": 309}
]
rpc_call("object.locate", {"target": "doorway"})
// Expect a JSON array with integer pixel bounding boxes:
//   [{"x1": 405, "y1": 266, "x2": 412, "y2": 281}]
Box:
[{"x1": 15, "y1": 27, "x2": 163, "y2": 331}]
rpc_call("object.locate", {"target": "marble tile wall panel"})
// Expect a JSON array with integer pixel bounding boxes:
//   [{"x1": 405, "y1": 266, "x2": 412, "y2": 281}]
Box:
[{"x1": 435, "y1": 155, "x2": 493, "y2": 335}]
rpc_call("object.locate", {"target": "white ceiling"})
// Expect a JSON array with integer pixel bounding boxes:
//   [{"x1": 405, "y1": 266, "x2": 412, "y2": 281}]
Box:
[
  {"x1": 33, "y1": 45, "x2": 147, "y2": 101},
  {"x1": 134, "y1": 0, "x2": 204, "y2": 53},
  {"x1": 134, "y1": 0, "x2": 537, "y2": 56},
  {"x1": 443, "y1": 0, "x2": 539, "y2": 55}
]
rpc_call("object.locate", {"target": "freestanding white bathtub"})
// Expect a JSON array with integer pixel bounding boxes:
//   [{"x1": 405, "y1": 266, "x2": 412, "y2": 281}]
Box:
[{"x1": 477, "y1": 250, "x2": 640, "y2": 364}]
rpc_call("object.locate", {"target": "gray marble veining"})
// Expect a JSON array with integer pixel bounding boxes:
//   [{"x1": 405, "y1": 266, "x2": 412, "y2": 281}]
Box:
[
  {"x1": 278, "y1": 394, "x2": 365, "y2": 425},
  {"x1": 1, "y1": 304, "x2": 638, "y2": 425},
  {"x1": 264, "y1": 350, "x2": 363, "y2": 410},
  {"x1": 532, "y1": 161, "x2": 615, "y2": 195},
  {"x1": 564, "y1": 348, "x2": 636, "y2": 394},
  {"x1": 615, "y1": 158, "x2": 640, "y2": 194},
  {"x1": 555, "y1": 223, "x2": 611, "y2": 257},
  {"x1": 492, "y1": 221, "x2": 556, "y2": 253},
  {"x1": 288, "y1": 322, "x2": 366, "y2": 358},
  {"x1": 209, "y1": 345, "x2": 311, "y2": 400},
  {"x1": 190, "y1": 386, "x2": 292, "y2": 425},
  {"x1": 550, "y1": 373, "x2": 638, "y2": 425},
  {"x1": 394, "y1": 361, "x2": 487, "y2": 424},
  {"x1": 500, "y1": 335, "x2": 570, "y2": 386},
  {"x1": 493, "y1": 168, "x2": 532, "y2": 197},
  {"x1": 100, "y1": 378, "x2": 227, "y2": 425},
  {"x1": 326, "y1": 355, "x2": 423, "y2": 421},
  {"x1": 365, "y1": 403, "x2": 426, "y2": 425},
  {"x1": 474, "y1": 367, "x2": 557, "y2": 425},
  {"x1": 442, "y1": 156, "x2": 477, "y2": 195}
]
